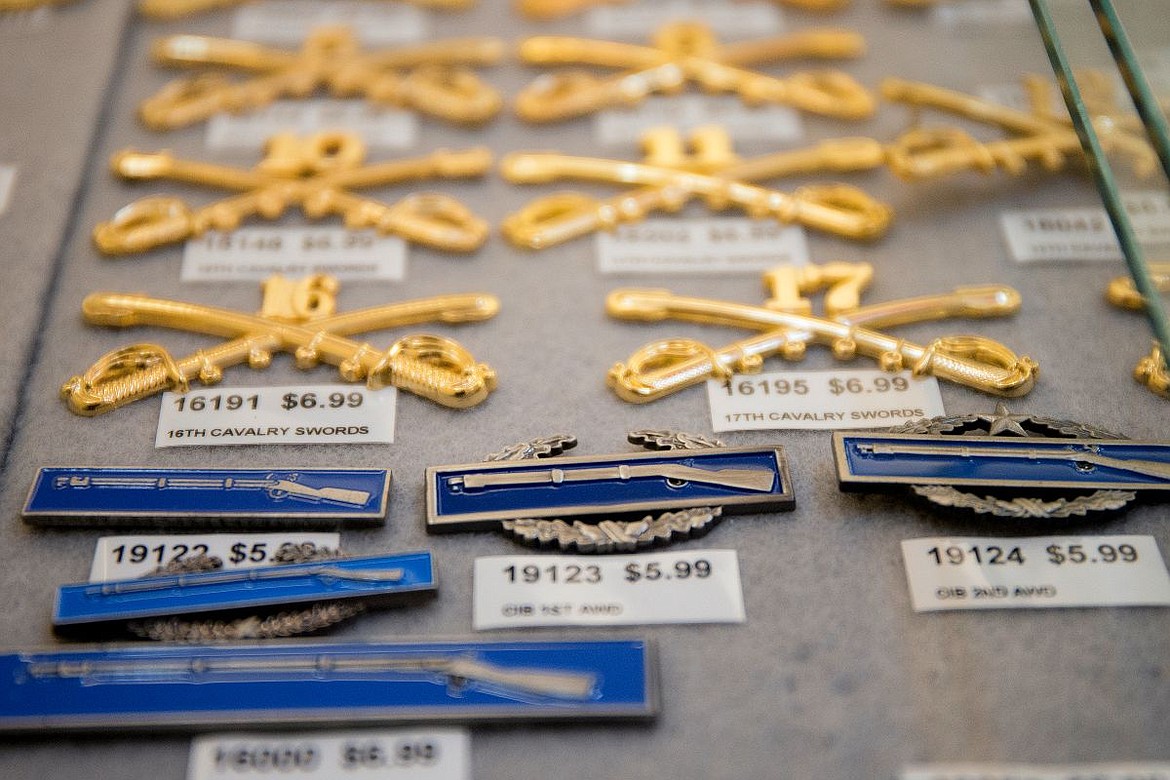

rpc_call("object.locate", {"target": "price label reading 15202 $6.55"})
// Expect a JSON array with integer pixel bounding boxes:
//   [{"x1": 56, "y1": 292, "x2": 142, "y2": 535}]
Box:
[
  {"x1": 155, "y1": 385, "x2": 396, "y2": 448},
  {"x1": 708, "y1": 368, "x2": 944, "y2": 431}
]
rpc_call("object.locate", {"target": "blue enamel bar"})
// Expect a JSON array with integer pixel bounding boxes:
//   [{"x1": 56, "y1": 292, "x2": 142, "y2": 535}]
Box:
[
  {"x1": 0, "y1": 639, "x2": 658, "y2": 732},
  {"x1": 23, "y1": 467, "x2": 390, "y2": 527},
  {"x1": 833, "y1": 433, "x2": 1170, "y2": 491},
  {"x1": 53, "y1": 551, "x2": 436, "y2": 636},
  {"x1": 426, "y1": 445, "x2": 793, "y2": 532}
]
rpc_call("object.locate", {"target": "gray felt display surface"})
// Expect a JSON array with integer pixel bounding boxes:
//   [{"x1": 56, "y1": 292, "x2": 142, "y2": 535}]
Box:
[{"x1": 0, "y1": 0, "x2": 1168, "y2": 777}]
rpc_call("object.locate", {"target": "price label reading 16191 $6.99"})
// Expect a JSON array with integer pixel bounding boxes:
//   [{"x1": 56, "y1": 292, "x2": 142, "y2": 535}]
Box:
[{"x1": 156, "y1": 385, "x2": 396, "y2": 448}]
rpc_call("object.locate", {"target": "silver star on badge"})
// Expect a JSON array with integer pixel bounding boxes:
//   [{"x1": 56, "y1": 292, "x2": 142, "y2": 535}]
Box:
[{"x1": 977, "y1": 403, "x2": 1031, "y2": 436}]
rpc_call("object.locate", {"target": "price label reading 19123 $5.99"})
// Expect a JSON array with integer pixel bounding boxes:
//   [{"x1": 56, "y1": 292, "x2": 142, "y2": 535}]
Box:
[
  {"x1": 156, "y1": 385, "x2": 396, "y2": 448},
  {"x1": 473, "y1": 550, "x2": 744, "y2": 629},
  {"x1": 708, "y1": 368, "x2": 945, "y2": 431},
  {"x1": 188, "y1": 728, "x2": 469, "y2": 780},
  {"x1": 901, "y1": 536, "x2": 1170, "y2": 612}
]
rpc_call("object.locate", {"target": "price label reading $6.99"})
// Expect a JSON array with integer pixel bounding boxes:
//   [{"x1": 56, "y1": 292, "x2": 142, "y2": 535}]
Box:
[
  {"x1": 902, "y1": 536, "x2": 1170, "y2": 612},
  {"x1": 708, "y1": 368, "x2": 944, "y2": 431},
  {"x1": 188, "y1": 728, "x2": 470, "y2": 780},
  {"x1": 90, "y1": 533, "x2": 341, "y2": 582},
  {"x1": 473, "y1": 550, "x2": 744, "y2": 629},
  {"x1": 155, "y1": 385, "x2": 396, "y2": 448}
]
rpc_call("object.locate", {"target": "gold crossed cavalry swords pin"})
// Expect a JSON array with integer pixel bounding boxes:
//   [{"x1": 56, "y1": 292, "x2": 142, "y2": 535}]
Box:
[
  {"x1": 138, "y1": 0, "x2": 474, "y2": 20},
  {"x1": 514, "y1": 23, "x2": 874, "y2": 123},
  {"x1": 605, "y1": 261, "x2": 1039, "y2": 401},
  {"x1": 61, "y1": 274, "x2": 500, "y2": 415},
  {"x1": 881, "y1": 74, "x2": 1158, "y2": 181},
  {"x1": 1107, "y1": 263, "x2": 1170, "y2": 399},
  {"x1": 140, "y1": 27, "x2": 502, "y2": 129},
  {"x1": 501, "y1": 125, "x2": 892, "y2": 249},
  {"x1": 94, "y1": 132, "x2": 491, "y2": 256}
]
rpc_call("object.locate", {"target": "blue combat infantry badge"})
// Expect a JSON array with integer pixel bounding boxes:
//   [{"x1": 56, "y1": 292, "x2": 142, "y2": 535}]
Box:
[
  {"x1": 53, "y1": 545, "x2": 437, "y2": 641},
  {"x1": 23, "y1": 467, "x2": 390, "y2": 527},
  {"x1": 426, "y1": 430, "x2": 794, "y2": 552},
  {"x1": 0, "y1": 638, "x2": 657, "y2": 732},
  {"x1": 833, "y1": 404, "x2": 1168, "y2": 519}
]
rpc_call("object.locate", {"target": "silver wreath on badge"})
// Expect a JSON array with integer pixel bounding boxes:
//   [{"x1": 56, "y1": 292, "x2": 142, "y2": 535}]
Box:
[
  {"x1": 889, "y1": 404, "x2": 1136, "y2": 519},
  {"x1": 489, "y1": 430, "x2": 727, "y2": 553}
]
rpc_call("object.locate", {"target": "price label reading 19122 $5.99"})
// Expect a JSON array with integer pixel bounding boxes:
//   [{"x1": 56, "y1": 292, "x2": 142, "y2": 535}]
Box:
[
  {"x1": 901, "y1": 536, "x2": 1170, "y2": 612},
  {"x1": 188, "y1": 728, "x2": 469, "y2": 780},
  {"x1": 90, "y1": 533, "x2": 341, "y2": 582},
  {"x1": 156, "y1": 385, "x2": 396, "y2": 448},
  {"x1": 473, "y1": 550, "x2": 744, "y2": 629},
  {"x1": 708, "y1": 368, "x2": 945, "y2": 431}
]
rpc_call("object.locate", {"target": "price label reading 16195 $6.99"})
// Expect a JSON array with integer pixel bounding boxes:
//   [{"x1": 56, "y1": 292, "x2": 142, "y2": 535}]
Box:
[{"x1": 708, "y1": 368, "x2": 944, "y2": 432}]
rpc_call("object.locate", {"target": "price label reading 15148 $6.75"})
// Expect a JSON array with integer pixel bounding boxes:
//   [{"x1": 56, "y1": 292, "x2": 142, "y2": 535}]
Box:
[
  {"x1": 708, "y1": 368, "x2": 944, "y2": 431},
  {"x1": 155, "y1": 385, "x2": 396, "y2": 448}
]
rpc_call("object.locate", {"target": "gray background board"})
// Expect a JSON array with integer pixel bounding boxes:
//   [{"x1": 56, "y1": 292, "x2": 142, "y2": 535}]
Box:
[
  {"x1": 0, "y1": 0, "x2": 134, "y2": 465},
  {"x1": 0, "y1": 0, "x2": 1168, "y2": 777}
]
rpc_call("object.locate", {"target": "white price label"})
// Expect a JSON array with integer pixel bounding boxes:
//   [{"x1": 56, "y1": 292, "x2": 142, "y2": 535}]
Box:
[
  {"x1": 901, "y1": 536, "x2": 1170, "y2": 612},
  {"x1": 206, "y1": 101, "x2": 417, "y2": 151},
  {"x1": 232, "y1": 0, "x2": 427, "y2": 45},
  {"x1": 903, "y1": 762, "x2": 1170, "y2": 780},
  {"x1": 0, "y1": 166, "x2": 15, "y2": 217},
  {"x1": 188, "y1": 728, "x2": 470, "y2": 780},
  {"x1": 709, "y1": 369, "x2": 944, "y2": 431},
  {"x1": 586, "y1": 0, "x2": 782, "y2": 39},
  {"x1": 1001, "y1": 192, "x2": 1170, "y2": 262},
  {"x1": 90, "y1": 533, "x2": 340, "y2": 582},
  {"x1": 474, "y1": 550, "x2": 744, "y2": 629},
  {"x1": 595, "y1": 95, "x2": 802, "y2": 146},
  {"x1": 155, "y1": 386, "x2": 396, "y2": 448},
  {"x1": 933, "y1": 0, "x2": 1033, "y2": 28},
  {"x1": 182, "y1": 228, "x2": 406, "y2": 282},
  {"x1": 597, "y1": 218, "x2": 808, "y2": 274}
]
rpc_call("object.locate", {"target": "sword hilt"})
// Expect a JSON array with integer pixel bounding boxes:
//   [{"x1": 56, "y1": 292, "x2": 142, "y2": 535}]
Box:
[
  {"x1": 366, "y1": 334, "x2": 497, "y2": 408},
  {"x1": 60, "y1": 345, "x2": 189, "y2": 416},
  {"x1": 93, "y1": 197, "x2": 197, "y2": 255}
]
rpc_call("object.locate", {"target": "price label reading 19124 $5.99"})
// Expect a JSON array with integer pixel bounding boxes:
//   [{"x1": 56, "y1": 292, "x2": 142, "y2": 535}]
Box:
[
  {"x1": 188, "y1": 728, "x2": 469, "y2": 780},
  {"x1": 901, "y1": 536, "x2": 1170, "y2": 612},
  {"x1": 155, "y1": 385, "x2": 396, "y2": 448},
  {"x1": 473, "y1": 550, "x2": 744, "y2": 629},
  {"x1": 708, "y1": 368, "x2": 945, "y2": 431}
]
